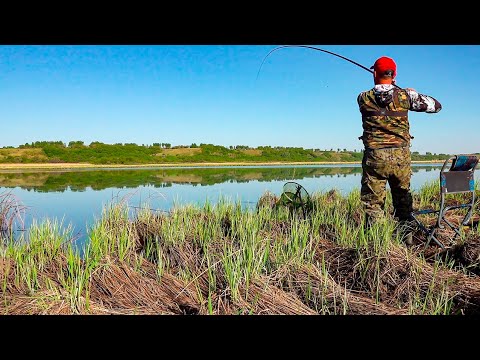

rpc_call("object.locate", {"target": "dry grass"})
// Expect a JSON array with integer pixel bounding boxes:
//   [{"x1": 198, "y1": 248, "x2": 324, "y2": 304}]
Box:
[
  {"x1": 0, "y1": 148, "x2": 48, "y2": 161},
  {"x1": 155, "y1": 148, "x2": 203, "y2": 157},
  {"x1": 3, "y1": 236, "x2": 480, "y2": 315},
  {"x1": 240, "y1": 149, "x2": 262, "y2": 156},
  {"x1": 0, "y1": 191, "x2": 26, "y2": 239},
  {"x1": 2, "y1": 185, "x2": 480, "y2": 315}
]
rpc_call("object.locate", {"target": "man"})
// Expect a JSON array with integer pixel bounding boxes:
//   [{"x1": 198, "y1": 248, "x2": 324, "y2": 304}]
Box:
[{"x1": 357, "y1": 56, "x2": 442, "y2": 244}]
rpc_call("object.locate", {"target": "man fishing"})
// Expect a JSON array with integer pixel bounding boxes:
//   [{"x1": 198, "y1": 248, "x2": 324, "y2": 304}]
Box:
[
  {"x1": 357, "y1": 56, "x2": 442, "y2": 244},
  {"x1": 258, "y1": 46, "x2": 443, "y2": 244}
]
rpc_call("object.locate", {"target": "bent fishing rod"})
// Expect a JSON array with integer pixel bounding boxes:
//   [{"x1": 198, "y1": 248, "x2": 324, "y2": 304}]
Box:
[{"x1": 256, "y1": 45, "x2": 402, "y2": 89}]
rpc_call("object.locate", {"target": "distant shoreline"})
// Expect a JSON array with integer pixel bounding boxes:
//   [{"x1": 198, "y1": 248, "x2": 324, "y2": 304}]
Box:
[{"x1": 0, "y1": 161, "x2": 444, "y2": 170}]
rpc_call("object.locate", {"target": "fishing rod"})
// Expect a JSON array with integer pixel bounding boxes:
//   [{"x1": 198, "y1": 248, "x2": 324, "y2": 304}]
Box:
[{"x1": 256, "y1": 45, "x2": 402, "y2": 89}]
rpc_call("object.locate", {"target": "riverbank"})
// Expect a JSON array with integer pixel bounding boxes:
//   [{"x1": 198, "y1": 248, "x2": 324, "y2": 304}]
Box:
[
  {"x1": 0, "y1": 160, "x2": 444, "y2": 170},
  {"x1": 1, "y1": 188, "x2": 479, "y2": 315}
]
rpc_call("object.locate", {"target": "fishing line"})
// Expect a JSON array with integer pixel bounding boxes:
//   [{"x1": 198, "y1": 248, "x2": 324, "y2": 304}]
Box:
[{"x1": 256, "y1": 45, "x2": 401, "y2": 89}]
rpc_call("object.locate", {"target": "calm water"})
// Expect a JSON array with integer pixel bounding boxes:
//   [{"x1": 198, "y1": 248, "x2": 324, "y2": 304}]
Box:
[{"x1": 1, "y1": 164, "x2": 476, "y2": 248}]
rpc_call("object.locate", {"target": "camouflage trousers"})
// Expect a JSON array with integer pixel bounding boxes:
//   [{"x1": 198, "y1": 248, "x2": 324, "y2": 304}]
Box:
[{"x1": 361, "y1": 146, "x2": 413, "y2": 224}]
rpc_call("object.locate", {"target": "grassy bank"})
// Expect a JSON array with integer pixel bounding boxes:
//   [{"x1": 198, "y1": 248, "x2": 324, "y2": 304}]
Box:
[{"x1": 1, "y1": 182, "x2": 480, "y2": 315}]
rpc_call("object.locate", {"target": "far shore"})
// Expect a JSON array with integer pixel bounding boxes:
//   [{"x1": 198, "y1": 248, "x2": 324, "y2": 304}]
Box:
[{"x1": 0, "y1": 160, "x2": 444, "y2": 170}]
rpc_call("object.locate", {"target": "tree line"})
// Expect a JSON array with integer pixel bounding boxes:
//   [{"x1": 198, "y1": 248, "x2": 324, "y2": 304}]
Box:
[{"x1": 0, "y1": 141, "x2": 461, "y2": 164}]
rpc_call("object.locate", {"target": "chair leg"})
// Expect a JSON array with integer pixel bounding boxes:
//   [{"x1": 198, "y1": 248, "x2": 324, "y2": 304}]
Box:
[
  {"x1": 461, "y1": 205, "x2": 474, "y2": 226},
  {"x1": 424, "y1": 225, "x2": 446, "y2": 249},
  {"x1": 412, "y1": 215, "x2": 429, "y2": 234},
  {"x1": 441, "y1": 206, "x2": 473, "y2": 245},
  {"x1": 442, "y1": 216, "x2": 462, "y2": 239},
  {"x1": 412, "y1": 212, "x2": 447, "y2": 249},
  {"x1": 412, "y1": 215, "x2": 435, "y2": 247}
]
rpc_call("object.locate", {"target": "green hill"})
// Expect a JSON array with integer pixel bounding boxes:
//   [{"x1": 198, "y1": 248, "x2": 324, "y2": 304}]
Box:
[{"x1": 0, "y1": 141, "x2": 460, "y2": 165}]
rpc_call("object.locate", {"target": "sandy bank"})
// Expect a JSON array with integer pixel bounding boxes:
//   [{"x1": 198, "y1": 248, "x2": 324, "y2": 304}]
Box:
[{"x1": 0, "y1": 161, "x2": 445, "y2": 170}]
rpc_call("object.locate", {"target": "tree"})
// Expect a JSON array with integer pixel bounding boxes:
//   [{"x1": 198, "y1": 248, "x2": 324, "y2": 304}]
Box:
[{"x1": 68, "y1": 141, "x2": 85, "y2": 147}]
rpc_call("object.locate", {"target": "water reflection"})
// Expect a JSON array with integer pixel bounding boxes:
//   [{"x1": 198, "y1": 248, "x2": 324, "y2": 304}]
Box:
[{"x1": 0, "y1": 164, "x2": 443, "y2": 192}]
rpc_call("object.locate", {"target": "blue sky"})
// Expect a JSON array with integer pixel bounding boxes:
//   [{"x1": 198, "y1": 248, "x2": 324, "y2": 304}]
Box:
[{"x1": 0, "y1": 45, "x2": 478, "y2": 154}]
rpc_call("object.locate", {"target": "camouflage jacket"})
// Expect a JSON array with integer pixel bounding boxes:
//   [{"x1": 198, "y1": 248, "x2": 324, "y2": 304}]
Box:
[{"x1": 357, "y1": 84, "x2": 442, "y2": 149}]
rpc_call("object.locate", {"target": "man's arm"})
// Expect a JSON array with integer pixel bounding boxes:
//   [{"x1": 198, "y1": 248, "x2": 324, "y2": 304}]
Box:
[
  {"x1": 405, "y1": 88, "x2": 442, "y2": 113},
  {"x1": 357, "y1": 92, "x2": 364, "y2": 107}
]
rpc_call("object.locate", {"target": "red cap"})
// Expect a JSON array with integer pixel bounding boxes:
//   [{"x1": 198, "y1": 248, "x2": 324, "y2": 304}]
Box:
[{"x1": 370, "y1": 56, "x2": 396, "y2": 78}]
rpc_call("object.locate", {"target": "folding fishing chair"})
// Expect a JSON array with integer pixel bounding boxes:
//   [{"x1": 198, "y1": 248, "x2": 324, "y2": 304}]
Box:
[{"x1": 411, "y1": 154, "x2": 479, "y2": 249}]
